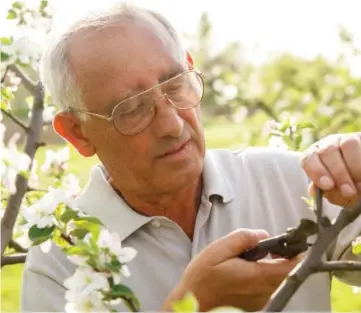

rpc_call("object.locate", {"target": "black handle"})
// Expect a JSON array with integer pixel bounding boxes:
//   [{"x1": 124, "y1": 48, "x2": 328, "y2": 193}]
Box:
[{"x1": 239, "y1": 246, "x2": 268, "y2": 261}]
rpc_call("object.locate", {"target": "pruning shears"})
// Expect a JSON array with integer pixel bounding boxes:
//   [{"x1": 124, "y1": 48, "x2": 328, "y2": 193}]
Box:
[
  {"x1": 239, "y1": 188, "x2": 326, "y2": 261},
  {"x1": 239, "y1": 218, "x2": 318, "y2": 261}
]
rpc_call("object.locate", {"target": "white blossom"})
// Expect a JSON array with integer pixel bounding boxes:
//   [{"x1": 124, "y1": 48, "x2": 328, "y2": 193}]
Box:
[
  {"x1": 97, "y1": 229, "x2": 137, "y2": 264},
  {"x1": 61, "y1": 174, "x2": 81, "y2": 195},
  {"x1": 0, "y1": 132, "x2": 31, "y2": 194},
  {"x1": 65, "y1": 291, "x2": 110, "y2": 313},
  {"x1": 41, "y1": 147, "x2": 70, "y2": 175},
  {"x1": 353, "y1": 287, "x2": 361, "y2": 294},
  {"x1": 42, "y1": 106, "x2": 57, "y2": 123},
  {"x1": 22, "y1": 188, "x2": 76, "y2": 228},
  {"x1": 64, "y1": 267, "x2": 109, "y2": 299}
]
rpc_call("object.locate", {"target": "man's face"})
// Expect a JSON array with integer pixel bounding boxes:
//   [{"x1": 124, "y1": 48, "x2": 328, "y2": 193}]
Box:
[{"x1": 66, "y1": 18, "x2": 205, "y2": 195}]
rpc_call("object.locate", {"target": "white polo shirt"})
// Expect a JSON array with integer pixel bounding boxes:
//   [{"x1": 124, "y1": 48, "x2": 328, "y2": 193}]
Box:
[{"x1": 21, "y1": 147, "x2": 361, "y2": 312}]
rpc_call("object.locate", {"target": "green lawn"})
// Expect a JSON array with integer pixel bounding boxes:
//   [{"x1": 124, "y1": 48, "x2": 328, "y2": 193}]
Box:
[{"x1": 1, "y1": 120, "x2": 361, "y2": 312}]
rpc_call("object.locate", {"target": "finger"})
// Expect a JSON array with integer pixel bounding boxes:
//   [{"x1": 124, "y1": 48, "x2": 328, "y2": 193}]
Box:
[
  {"x1": 301, "y1": 148, "x2": 335, "y2": 191},
  {"x1": 318, "y1": 141, "x2": 357, "y2": 198},
  {"x1": 257, "y1": 257, "x2": 301, "y2": 290},
  {"x1": 202, "y1": 229, "x2": 269, "y2": 265},
  {"x1": 340, "y1": 134, "x2": 361, "y2": 192}
]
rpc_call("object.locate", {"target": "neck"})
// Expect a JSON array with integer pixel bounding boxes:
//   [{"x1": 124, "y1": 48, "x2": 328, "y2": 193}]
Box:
[{"x1": 110, "y1": 178, "x2": 203, "y2": 240}]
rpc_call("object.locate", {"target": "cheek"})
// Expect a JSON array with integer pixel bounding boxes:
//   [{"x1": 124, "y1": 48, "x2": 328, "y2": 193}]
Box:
[{"x1": 182, "y1": 107, "x2": 202, "y2": 130}]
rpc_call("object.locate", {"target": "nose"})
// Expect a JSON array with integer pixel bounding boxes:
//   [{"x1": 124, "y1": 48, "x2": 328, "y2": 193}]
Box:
[{"x1": 150, "y1": 93, "x2": 184, "y2": 138}]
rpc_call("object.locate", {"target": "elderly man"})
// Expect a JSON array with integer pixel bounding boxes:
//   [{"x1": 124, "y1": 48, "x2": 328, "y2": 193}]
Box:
[{"x1": 21, "y1": 3, "x2": 361, "y2": 312}]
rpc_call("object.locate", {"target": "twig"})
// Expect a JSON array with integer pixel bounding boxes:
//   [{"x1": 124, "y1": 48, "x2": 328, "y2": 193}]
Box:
[
  {"x1": 7, "y1": 64, "x2": 36, "y2": 93},
  {"x1": 123, "y1": 297, "x2": 140, "y2": 312},
  {"x1": 317, "y1": 261, "x2": 361, "y2": 272},
  {"x1": 264, "y1": 197, "x2": 361, "y2": 311},
  {"x1": 1, "y1": 66, "x2": 10, "y2": 83},
  {"x1": 315, "y1": 188, "x2": 324, "y2": 232},
  {"x1": 26, "y1": 187, "x2": 48, "y2": 193},
  {"x1": 1, "y1": 108, "x2": 29, "y2": 132},
  {"x1": 1, "y1": 82, "x2": 44, "y2": 259},
  {"x1": 9, "y1": 239, "x2": 28, "y2": 253},
  {"x1": 1, "y1": 254, "x2": 27, "y2": 266}
]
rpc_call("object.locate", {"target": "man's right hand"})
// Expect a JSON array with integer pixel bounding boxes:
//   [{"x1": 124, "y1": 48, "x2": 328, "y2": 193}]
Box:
[{"x1": 162, "y1": 229, "x2": 302, "y2": 312}]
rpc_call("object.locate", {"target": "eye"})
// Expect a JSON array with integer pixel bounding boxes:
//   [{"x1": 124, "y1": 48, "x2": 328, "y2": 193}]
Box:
[{"x1": 120, "y1": 102, "x2": 146, "y2": 117}]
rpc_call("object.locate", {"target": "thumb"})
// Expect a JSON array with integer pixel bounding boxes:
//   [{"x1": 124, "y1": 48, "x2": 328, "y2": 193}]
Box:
[{"x1": 202, "y1": 228, "x2": 269, "y2": 265}]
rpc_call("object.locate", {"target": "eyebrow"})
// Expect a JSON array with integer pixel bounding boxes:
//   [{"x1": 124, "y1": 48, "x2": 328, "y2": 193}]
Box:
[{"x1": 106, "y1": 65, "x2": 185, "y2": 113}]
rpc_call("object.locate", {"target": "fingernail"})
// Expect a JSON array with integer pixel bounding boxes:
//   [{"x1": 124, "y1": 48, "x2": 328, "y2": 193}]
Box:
[
  {"x1": 319, "y1": 176, "x2": 334, "y2": 189},
  {"x1": 341, "y1": 184, "x2": 356, "y2": 197}
]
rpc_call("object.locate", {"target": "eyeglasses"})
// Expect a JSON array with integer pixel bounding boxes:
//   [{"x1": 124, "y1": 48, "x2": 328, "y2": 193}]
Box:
[{"x1": 68, "y1": 69, "x2": 204, "y2": 135}]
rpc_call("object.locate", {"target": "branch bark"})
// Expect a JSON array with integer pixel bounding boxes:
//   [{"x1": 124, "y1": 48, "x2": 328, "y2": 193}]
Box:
[
  {"x1": 1, "y1": 108, "x2": 29, "y2": 132},
  {"x1": 1, "y1": 82, "x2": 44, "y2": 261},
  {"x1": 317, "y1": 261, "x2": 361, "y2": 272},
  {"x1": 264, "y1": 197, "x2": 361, "y2": 311},
  {"x1": 7, "y1": 64, "x2": 36, "y2": 93},
  {"x1": 9, "y1": 239, "x2": 28, "y2": 253},
  {"x1": 1, "y1": 254, "x2": 27, "y2": 266}
]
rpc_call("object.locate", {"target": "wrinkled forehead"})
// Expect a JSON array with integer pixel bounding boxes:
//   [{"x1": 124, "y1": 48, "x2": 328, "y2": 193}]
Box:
[{"x1": 67, "y1": 16, "x2": 184, "y2": 81}]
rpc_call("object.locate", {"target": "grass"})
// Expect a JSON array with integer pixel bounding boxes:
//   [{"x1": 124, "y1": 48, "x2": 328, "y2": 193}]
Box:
[{"x1": 1, "y1": 120, "x2": 361, "y2": 312}]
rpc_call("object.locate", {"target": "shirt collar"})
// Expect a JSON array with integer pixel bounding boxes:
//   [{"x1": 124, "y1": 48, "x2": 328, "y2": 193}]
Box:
[
  {"x1": 75, "y1": 150, "x2": 233, "y2": 241},
  {"x1": 202, "y1": 150, "x2": 234, "y2": 203},
  {"x1": 75, "y1": 165, "x2": 151, "y2": 242}
]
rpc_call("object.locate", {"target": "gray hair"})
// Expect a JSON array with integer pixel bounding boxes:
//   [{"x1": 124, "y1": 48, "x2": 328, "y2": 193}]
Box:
[{"x1": 40, "y1": 2, "x2": 185, "y2": 120}]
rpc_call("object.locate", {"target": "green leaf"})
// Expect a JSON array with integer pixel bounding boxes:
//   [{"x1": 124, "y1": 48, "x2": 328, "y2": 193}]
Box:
[
  {"x1": 60, "y1": 208, "x2": 79, "y2": 223},
  {"x1": 28, "y1": 225, "x2": 55, "y2": 241},
  {"x1": 172, "y1": 292, "x2": 199, "y2": 313},
  {"x1": 297, "y1": 122, "x2": 315, "y2": 129},
  {"x1": 1, "y1": 87, "x2": 14, "y2": 101},
  {"x1": 40, "y1": 0, "x2": 48, "y2": 11},
  {"x1": 105, "y1": 259, "x2": 122, "y2": 272},
  {"x1": 7, "y1": 9, "x2": 17, "y2": 19},
  {"x1": 301, "y1": 196, "x2": 314, "y2": 209},
  {"x1": 12, "y1": 1, "x2": 22, "y2": 9},
  {"x1": 105, "y1": 284, "x2": 140, "y2": 310},
  {"x1": 109, "y1": 284, "x2": 134, "y2": 298},
  {"x1": 73, "y1": 216, "x2": 105, "y2": 226},
  {"x1": 1, "y1": 51, "x2": 10, "y2": 62},
  {"x1": 64, "y1": 245, "x2": 92, "y2": 257},
  {"x1": 70, "y1": 228, "x2": 89, "y2": 239},
  {"x1": 352, "y1": 237, "x2": 361, "y2": 255},
  {"x1": 53, "y1": 229, "x2": 71, "y2": 249},
  {"x1": 73, "y1": 220, "x2": 101, "y2": 241},
  {"x1": 1, "y1": 37, "x2": 12, "y2": 45}
]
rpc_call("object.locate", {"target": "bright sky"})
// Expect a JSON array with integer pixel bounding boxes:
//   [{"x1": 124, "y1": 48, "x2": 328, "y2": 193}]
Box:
[{"x1": 1, "y1": 0, "x2": 361, "y2": 70}]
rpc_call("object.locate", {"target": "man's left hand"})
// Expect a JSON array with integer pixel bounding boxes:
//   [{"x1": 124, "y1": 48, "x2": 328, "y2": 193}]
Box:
[{"x1": 300, "y1": 133, "x2": 361, "y2": 209}]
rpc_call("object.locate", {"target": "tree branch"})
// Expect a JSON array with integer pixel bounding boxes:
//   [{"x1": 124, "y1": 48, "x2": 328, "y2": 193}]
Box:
[
  {"x1": 317, "y1": 261, "x2": 361, "y2": 272},
  {"x1": 7, "y1": 64, "x2": 36, "y2": 93},
  {"x1": 9, "y1": 239, "x2": 28, "y2": 253},
  {"x1": 1, "y1": 254, "x2": 27, "y2": 266},
  {"x1": 1, "y1": 66, "x2": 10, "y2": 83},
  {"x1": 264, "y1": 197, "x2": 361, "y2": 311},
  {"x1": 1, "y1": 82, "x2": 44, "y2": 259},
  {"x1": 1, "y1": 108, "x2": 29, "y2": 132}
]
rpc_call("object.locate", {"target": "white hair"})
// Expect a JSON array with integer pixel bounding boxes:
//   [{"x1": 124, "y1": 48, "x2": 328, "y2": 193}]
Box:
[{"x1": 40, "y1": 2, "x2": 185, "y2": 120}]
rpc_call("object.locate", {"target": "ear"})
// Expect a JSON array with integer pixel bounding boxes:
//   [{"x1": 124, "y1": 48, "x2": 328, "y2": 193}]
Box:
[
  {"x1": 186, "y1": 51, "x2": 194, "y2": 67},
  {"x1": 53, "y1": 112, "x2": 96, "y2": 157}
]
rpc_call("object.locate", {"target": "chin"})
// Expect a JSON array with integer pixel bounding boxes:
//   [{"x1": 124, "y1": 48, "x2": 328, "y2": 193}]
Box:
[{"x1": 162, "y1": 158, "x2": 203, "y2": 191}]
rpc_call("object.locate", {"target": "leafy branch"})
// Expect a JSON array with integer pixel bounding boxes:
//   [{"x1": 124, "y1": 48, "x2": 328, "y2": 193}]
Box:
[
  {"x1": 264, "y1": 191, "x2": 361, "y2": 311},
  {"x1": 0, "y1": 82, "x2": 44, "y2": 259},
  {"x1": 1, "y1": 108, "x2": 29, "y2": 132}
]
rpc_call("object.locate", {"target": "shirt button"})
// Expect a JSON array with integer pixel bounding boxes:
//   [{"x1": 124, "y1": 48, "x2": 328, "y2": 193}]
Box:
[{"x1": 151, "y1": 220, "x2": 161, "y2": 228}]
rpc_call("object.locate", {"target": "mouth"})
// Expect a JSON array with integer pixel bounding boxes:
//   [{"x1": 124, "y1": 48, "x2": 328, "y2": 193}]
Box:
[{"x1": 158, "y1": 140, "x2": 191, "y2": 159}]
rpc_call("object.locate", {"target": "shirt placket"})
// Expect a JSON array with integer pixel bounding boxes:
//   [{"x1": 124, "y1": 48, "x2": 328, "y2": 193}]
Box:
[{"x1": 191, "y1": 196, "x2": 212, "y2": 258}]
